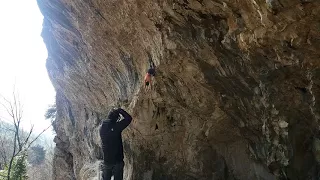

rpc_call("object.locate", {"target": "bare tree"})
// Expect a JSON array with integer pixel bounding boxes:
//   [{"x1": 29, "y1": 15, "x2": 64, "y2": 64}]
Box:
[
  {"x1": 0, "y1": 89, "x2": 51, "y2": 180},
  {"x1": 0, "y1": 133, "x2": 12, "y2": 169}
]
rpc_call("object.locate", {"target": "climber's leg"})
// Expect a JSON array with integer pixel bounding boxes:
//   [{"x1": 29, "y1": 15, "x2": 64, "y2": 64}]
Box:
[
  {"x1": 102, "y1": 164, "x2": 113, "y2": 180},
  {"x1": 145, "y1": 81, "x2": 150, "y2": 91},
  {"x1": 113, "y1": 161, "x2": 124, "y2": 180}
]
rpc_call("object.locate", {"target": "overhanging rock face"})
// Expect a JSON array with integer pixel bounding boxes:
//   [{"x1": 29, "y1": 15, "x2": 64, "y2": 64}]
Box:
[{"x1": 37, "y1": 0, "x2": 320, "y2": 179}]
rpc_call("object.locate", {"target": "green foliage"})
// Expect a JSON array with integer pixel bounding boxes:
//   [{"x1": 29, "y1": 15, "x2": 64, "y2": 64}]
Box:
[
  {"x1": 11, "y1": 154, "x2": 28, "y2": 180},
  {"x1": 0, "y1": 153, "x2": 28, "y2": 180},
  {"x1": 27, "y1": 145, "x2": 45, "y2": 166},
  {"x1": 44, "y1": 104, "x2": 56, "y2": 122}
]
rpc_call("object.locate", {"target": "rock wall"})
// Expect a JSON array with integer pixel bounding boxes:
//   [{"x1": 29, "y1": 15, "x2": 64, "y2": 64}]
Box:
[{"x1": 37, "y1": 0, "x2": 320, "y2": 179}]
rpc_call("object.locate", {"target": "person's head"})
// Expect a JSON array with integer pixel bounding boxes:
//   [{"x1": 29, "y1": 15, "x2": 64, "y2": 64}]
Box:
[
  {"x1": 108, "y1": 109, "x2": 120, "y2": 123},
  {"x1": 147, "y1": 68, "x2": 155, "y2": 76}
]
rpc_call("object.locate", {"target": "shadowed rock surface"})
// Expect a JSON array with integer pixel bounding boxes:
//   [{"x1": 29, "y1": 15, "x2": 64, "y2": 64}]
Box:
[{"x1": 37, "y1": 0, "x2": 320, "y2": 179}]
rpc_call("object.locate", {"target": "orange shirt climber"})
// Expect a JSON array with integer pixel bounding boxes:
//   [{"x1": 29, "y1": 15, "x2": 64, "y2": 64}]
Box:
[
  {"x1": 144, "y1": 73, "x2": 152, "y2": 88},
  {"x1": 144, "y1": 52, "x2": 155, "y2": 91}
]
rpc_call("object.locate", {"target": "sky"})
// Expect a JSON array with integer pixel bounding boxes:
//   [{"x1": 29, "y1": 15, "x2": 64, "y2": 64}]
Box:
[{"x1": 0, "y1": 1, "x2": 55, "y2": 138}]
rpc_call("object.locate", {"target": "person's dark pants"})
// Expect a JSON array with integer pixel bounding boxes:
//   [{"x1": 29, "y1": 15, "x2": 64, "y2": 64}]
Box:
[{"x1": 102, "y1": 161, "x2": 124, "y2": 180}]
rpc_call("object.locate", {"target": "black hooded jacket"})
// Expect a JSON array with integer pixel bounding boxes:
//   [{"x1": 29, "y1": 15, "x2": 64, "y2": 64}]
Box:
[{"x1": 99, "y1": 109, "x2": 132, "y2": 164}]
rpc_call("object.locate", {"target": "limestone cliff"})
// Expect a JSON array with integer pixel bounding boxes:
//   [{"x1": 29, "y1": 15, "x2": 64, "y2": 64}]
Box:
[{"x1": 37, "y1": 0, "x2": 320, "y2": 179}]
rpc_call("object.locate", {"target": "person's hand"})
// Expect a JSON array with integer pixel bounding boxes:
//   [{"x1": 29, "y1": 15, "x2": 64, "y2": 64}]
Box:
[
  {"x1": 117, "y1": 108, "x2": 124, "y2": 114},
  {"x1": 111, "y1": 108, "x2": 119, "y2": 114}
]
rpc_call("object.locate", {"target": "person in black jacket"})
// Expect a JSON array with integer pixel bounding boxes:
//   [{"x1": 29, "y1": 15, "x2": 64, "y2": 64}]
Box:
[{"x1": 100, "y1": 108, "x2": 132, "y2": 180}]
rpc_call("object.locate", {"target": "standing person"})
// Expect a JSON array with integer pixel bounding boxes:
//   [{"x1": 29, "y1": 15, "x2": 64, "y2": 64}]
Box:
[{"x1": 100, "y1": 108, "x2": 132, "y2": 180}]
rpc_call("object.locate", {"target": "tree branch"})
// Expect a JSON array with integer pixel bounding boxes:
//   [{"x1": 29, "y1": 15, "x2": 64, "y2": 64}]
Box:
[{"x1": 26, "y1": 125, "x2": 52, "y2": 150}]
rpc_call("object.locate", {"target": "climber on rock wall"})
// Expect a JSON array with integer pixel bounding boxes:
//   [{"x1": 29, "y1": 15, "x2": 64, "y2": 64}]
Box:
[
  {"x1": 144, "y1": 72, "x2": 152, "y2": 91},
  {"x1": 100, "y1": 108, "x2": 132, "y2": 180},
  {"x1": 144, "y1": 52, "x2": 155, "y2": 91}
]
